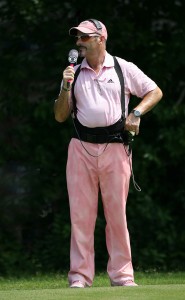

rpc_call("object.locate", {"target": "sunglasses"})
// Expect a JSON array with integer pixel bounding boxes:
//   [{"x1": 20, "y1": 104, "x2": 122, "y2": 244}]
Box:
[{"x1": 75, "y1": 34, "x2": 100, "y2": 42}]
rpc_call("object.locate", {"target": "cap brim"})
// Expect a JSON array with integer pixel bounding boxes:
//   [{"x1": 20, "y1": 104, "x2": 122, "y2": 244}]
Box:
[{"x1": 69, "y1": 26, "x2": 96, "y2": 36}]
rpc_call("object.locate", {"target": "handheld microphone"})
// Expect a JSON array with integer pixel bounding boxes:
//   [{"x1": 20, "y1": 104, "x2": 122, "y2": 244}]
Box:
[{"x1": 67, "y1": 49, "x2": 78, "y2": 88}]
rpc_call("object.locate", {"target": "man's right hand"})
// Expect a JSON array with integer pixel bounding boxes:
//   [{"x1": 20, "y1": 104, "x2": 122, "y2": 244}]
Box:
[{"x1": 63, "y1": 66, "x2": 75, "y2": 88}]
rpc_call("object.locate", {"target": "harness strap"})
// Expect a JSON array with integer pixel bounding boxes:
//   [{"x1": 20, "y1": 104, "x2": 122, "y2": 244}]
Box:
[
  {"x1": 113, "y1": 56, "x2": 125, "y2": 118},
  {"x1": 71, "y1": 64, "x2": 81, "y2": 117}
]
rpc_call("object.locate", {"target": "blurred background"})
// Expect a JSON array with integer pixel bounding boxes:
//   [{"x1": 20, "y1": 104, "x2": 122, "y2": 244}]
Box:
[{"x1": 0, "y1": 0, "x2": 185, "y2": 276}]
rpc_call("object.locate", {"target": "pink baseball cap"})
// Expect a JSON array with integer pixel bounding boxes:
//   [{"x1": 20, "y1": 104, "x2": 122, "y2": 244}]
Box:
[{"x1": 69, "y1": 19, "x2": 108, "y2": 40}]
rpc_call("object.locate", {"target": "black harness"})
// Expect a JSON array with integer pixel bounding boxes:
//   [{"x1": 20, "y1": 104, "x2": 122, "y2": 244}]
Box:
[
  {"x1": 70, "y1": 54, "x2": 141, "y2": 191},
  {"x1": 71, "y1": 56, "x2": 130, "y2": 145}
]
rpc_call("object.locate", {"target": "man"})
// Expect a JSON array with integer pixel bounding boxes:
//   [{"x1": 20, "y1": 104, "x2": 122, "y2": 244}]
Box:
[{"x1": 54, "y1": 19, "x2": 163, "y2": 288}]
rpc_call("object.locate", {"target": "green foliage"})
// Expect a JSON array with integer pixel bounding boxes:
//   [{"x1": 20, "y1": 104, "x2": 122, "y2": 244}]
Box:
[{"x1": 0, "y1": 0, "x2": 185, "y2": 275}]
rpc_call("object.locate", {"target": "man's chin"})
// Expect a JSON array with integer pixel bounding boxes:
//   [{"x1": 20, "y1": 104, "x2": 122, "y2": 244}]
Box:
[{"x1": 78, "y1": 47, "x2": 87, "y2": 57}]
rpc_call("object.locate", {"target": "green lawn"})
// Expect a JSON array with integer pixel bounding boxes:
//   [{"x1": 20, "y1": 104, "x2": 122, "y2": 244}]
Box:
[{"x1": 0, "y1": 272, "x2": 185, "y2": 300}]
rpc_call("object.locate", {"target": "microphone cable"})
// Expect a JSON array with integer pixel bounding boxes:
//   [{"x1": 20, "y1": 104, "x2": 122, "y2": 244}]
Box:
[{"x1": 72, "y1": 117, "x2": 141, "y2": 192}]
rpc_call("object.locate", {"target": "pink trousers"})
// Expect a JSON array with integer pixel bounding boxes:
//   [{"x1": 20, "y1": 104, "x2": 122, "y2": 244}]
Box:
[{"x1": 66, "y1": 138, "x2": 134, "y2": 286}]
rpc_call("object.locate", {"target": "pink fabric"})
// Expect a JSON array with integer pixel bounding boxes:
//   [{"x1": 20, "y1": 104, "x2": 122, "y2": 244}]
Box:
[
  {"x1": 68, "y1": 52, "x2": 157, "y2": 127},
  {"x1": 67, "y1": 138, "x2": 134, "y2": 286},
  {"x1": 69, "y1": 20, "x2": 108, "y2": 40}
]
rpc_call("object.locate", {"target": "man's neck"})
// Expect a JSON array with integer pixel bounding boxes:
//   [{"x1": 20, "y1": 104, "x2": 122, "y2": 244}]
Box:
[{"x1": 86, "y1": 50, "x2": 106, "y2": 73}]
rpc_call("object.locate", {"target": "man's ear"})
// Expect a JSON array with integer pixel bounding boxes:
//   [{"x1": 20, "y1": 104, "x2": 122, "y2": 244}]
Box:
[{"x1": 98, "y1": 35, "x2": 105, "y2": 44}]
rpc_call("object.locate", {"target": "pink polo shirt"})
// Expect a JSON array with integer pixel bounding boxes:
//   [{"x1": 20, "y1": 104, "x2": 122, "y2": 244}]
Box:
[{"x1": 69, "y1": 51, "x2": 157, "y2": 128}]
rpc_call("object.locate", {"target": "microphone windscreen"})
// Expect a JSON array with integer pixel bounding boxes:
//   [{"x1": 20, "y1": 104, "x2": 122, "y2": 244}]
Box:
[{"x1": 68, "y1": 49, "x2": 78, "y2": 64}]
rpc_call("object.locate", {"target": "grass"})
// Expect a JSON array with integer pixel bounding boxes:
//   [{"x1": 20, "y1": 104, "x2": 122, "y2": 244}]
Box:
[{"x1": 0, "y1": 272, "x2": 185, "y2": 300}]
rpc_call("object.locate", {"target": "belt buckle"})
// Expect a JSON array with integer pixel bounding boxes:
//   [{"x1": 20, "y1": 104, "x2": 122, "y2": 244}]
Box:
[{"x1": 110, "y1": 133, "x2": 123, "y2": 143}]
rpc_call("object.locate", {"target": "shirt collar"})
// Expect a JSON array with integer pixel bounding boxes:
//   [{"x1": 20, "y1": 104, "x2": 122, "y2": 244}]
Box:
[{"x1": 80, "y1": 51, "x2": 114, "y2": 69}]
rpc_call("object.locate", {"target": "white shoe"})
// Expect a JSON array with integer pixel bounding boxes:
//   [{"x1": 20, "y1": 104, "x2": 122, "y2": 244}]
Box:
[
  {"x1": 111, "y1": 280, "x2": 138, "y2": 287},
  {"x1": 70, "y1": 280, "x2": 85, "y2": 288}
]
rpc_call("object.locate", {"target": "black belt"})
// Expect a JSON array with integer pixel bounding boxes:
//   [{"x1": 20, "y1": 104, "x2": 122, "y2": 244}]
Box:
[
  {"x1": 72, "y1": 118, "x2": 131, "y2": 144},
  {"x1": 73, "y1": 131, "x2": 124, "y2": 144}
]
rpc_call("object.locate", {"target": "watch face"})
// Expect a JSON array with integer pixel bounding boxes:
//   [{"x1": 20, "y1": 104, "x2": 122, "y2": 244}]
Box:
[{"x1": 134, "y1": 110, "x2": 141, "y2": 117}]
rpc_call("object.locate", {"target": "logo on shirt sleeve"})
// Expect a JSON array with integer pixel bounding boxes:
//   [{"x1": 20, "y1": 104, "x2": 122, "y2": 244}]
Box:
[{"x1": 107, "y1": 79, "x2": 114, "y2": 83}]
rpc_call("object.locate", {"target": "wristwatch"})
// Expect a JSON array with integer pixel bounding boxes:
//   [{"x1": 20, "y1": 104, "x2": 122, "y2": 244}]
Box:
[{"x1": 131, "y1": 109, "x2": 142, "y2": 117}]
